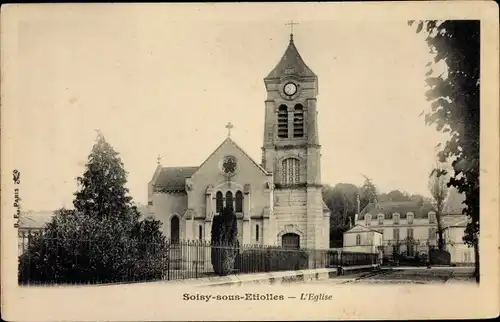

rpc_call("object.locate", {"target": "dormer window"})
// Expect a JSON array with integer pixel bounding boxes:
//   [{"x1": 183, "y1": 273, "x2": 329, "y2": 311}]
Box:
[
  {"x1": 392, "y1": 213, "x2": 400, "y2": 225},
  {"x1": 365, "y1": 214, "x2": 372, "y2": 226},
  {"x1": 377, "y1": 214, "x2": 384, "y2": 225},
  {"x1": 407, "y1": 213, "x2": 414, "y2": 225}
]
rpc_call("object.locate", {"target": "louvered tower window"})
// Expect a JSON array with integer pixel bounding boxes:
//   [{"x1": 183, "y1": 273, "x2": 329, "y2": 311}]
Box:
[
  {"x1": 277, "y1": 105, "x2": 288, "y2": 138},
  {"x1": 282, "y1": 158, "x2": 300, "y2": 184},
  {"x1": 293, "y1": 104, "x2": 304, "y2": 138}
]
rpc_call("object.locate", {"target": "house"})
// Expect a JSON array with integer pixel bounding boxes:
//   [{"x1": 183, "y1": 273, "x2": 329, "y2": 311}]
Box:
[
  {"x1": 353, "y1": 187, "x2": 469, "y2": 263},
  {"x1": 343, "y1": 224, "x2": 383, "y2": 255}
]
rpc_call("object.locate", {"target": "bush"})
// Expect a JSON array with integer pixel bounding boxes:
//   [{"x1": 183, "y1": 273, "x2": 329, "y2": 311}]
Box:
[
  {"x1": 235, "y1": 247, "x2": 309, "y2": 273},
  {"x1": 18, "y1": 210, "x2": 169, "y2": 284},
  {"x1": 429, "y1": 249, "x2": 451, "y2": 265},
  {"x1": 210, "y1": 207, "x2": 238, "y2": 276}
]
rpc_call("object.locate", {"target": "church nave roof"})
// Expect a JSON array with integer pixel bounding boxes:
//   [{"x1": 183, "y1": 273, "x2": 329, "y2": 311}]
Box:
[{"x1": 154, "y1": 166, "x2": 199, "y2": 192}]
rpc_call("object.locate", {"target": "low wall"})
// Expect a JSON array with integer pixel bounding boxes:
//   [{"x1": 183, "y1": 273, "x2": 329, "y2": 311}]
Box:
[{"x1": 170, "y1": 264, "x2": 381, "y2": 287}]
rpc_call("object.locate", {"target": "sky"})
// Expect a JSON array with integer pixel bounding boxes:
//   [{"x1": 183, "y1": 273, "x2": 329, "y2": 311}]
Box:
[{"x1": 3, "y1": 4, "x2": 451, "y2": 211}]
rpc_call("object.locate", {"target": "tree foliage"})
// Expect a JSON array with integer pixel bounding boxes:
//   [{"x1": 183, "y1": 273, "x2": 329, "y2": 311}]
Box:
[
  {"x1": 322, "y1": 183, "x2": 359, "y2": 247},
  {"x1": 19, "y1": 132, "x2": 168, "y2": 284},
  {"x1": 410, "y1": 20, "x2": 480, "y2": 280},
  {"x1": 360, "y1": 175, "x2": 378, "y2": 210},
  {"x1": 73, "y1": 131, "x2": 133, "y2": 220},
  {"x1": 429, "y1": 163, "x2": 450, "y2": 250},
  {"x1": 210, "y1": 206, "x2": 238, "y2": 276}
]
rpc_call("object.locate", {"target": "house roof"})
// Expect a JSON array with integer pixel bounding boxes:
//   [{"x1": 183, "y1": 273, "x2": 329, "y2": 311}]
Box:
[
  {"x1": 265, "y1": 34, "x2": 316, "y2": 79},
  {"x1": 18, "y1": 211, "x2": 55, "y2": 229},
  {"x1": 442, "y1": 215, "x2": 468, "y2": 229},
  {"x1": 154, "y1": 166, "x2": 199, "y2": 191},
  {"x1": 345, "y1": 224, "x2": 383, "y2": 234},
  {"x1": 359, "y1": 200, "x2": 435, "y2": 219}
]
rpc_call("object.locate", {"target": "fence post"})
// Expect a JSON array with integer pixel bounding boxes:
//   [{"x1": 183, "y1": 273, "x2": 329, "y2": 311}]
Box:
[
  {"x1": 167, "y1": 241, "x2": 171, "y2": 281},
  {"x1": 195, "y1": 242, "x2": 198, "y2": 279}
]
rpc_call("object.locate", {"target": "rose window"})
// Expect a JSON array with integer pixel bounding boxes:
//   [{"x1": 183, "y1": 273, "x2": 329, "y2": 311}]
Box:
[{"x1": 221, "y1": 156, "x2": 237, "y2": 176}]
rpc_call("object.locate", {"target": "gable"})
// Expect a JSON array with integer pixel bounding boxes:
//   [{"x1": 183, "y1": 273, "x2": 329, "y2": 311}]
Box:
[
  {"x1": 191, "y1": 137, "x2": 269, "y2": 180},
  {"x1": 344, "y1": 224, "x2": 381, "y2": 234}
]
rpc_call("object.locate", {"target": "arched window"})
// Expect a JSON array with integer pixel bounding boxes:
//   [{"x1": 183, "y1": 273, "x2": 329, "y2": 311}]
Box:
[
  {"x1": 215, "y1": 191, "x2": 223, "y2": 213},
  {"x1": 225, "y1": 191, "x2": 233, "y2": 210},
  {"x1": 171, "y1": 216, "x2": 180, "y2": 244},
  {"x1": 356, "y1": 234, "x2": 361, "y2": 246},
  {"x1": 282, "y1": 158, "x2": 300, "y2": 184},
  {"x1": 277, "y1": 105, "x2": 288, "y2": 138},
  {"x1": 199, "y1": 225, "x2": 203, "y2": 240},
  {"x1": 293, "y1": 104, "x2": 304, "y2": 138},
  {"x1": 235, "y1": 190, "x2": 243, "y2": 212},
  {"x1": 282, "y1": 233, "x2": 300, "y2": 249},
  {"x1": 255, "y1": 224, "x2": 260, "y2": 242}
]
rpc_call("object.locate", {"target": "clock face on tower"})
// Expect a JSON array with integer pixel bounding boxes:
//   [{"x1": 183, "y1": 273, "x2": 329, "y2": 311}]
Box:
[{"x1": 283, "y1": 82, "x2": 297, "y2": 96}]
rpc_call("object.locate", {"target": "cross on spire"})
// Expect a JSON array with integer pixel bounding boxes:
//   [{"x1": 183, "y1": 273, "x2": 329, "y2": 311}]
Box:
[
  {"x1": 285, "y1": 20, "x2": 299, "y2": 41},
  {"x1": 225, "y1": 122, "x2": 234, "y2": 137},
  {"x1": 157, "y1": 154, "x2": 162, "y2": 165}
]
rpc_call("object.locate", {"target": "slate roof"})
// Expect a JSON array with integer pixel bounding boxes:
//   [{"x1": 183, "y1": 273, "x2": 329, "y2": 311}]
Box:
[
  {"x1": 265, "y1": 35, "x2": 316, "y2": 79},
  {"x1": 359, "y1": 200, "x2": 436, "y2": 220},
  {"x1": 442, "y1": 215, "x2": 468, "y2": 228},
  {"x1": 154, "y1": 166, "x2": 199, "y2": 191}
]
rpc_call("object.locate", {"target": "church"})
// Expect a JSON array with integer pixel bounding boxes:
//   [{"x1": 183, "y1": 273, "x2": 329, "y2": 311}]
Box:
[{"x1": 147, "y1": 32, "x2": 330, "y2": 250}]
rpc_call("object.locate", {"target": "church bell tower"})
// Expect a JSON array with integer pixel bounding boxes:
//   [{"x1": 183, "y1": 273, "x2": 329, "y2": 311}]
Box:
[{"x1": 261, "y1": 32, "x2": 328, "y2": 250}]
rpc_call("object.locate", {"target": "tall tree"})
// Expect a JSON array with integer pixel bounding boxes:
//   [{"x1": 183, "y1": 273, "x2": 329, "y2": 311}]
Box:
[
  {"x1": 410, "y1": 20, "x2": 480, "y2": 282},
  {"x1": 323, "y1": 183, "x2": 359, "y2": 247},
  {"x1": 429, "y1": 163, "x2": 449, "y2": 250},
  {"x1": 19, "y1": 132, "x2": 168, "y2": 284},
  {"x1": 73, "y1": 130, "x2": 134, "y2": 221},
  {"x1": 211, "y1": 206, "x2": 238, "y2": 276},
  {"x1": 387, "y1": 190, "x2": 411, "y2": 202},
  {"x1": 360, "y1": 175, "x2": 378, "y2": 210}
]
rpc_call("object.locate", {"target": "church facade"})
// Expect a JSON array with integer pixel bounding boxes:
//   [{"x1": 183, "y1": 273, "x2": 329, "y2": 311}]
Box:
[{"x1": 147, "y1": 34, "x2": 330, "y2": 250}]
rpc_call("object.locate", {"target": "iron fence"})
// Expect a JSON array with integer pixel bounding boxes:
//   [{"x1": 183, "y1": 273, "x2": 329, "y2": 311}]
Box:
[{"x1": 17, "y1": 230, "x2": 379, "y2": 285}]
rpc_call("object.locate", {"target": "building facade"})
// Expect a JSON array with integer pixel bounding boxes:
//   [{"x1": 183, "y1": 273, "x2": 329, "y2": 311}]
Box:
[
  {"x1": 343, "y1": 224, "x2": 383, "y2": 255},
  {"x1": 147, "y1": 33, "x2": 330, "y2": 250},
  {"x1": 350, "y1": 188, "x2": 471, "y2": 264}
]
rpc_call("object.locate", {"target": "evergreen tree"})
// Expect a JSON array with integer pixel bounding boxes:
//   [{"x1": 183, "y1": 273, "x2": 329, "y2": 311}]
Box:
[
  {"x1": 210, "y1": 206, "x2": 238, "y2": 276},
  {"x1": 360, "y1": 175, "x2": 378, "y2": 210},
  {"x1": 19, "y1": 131, "x2": 168, "y2": 284},
  {"x1": 73, "y1": 130, "x2": 133, "y2": 221}
]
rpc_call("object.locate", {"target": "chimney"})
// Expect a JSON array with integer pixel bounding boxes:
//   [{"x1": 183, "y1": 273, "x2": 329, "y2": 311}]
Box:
[{"x1": 357, "y1": 194, "x2": 361, "y2": 214}]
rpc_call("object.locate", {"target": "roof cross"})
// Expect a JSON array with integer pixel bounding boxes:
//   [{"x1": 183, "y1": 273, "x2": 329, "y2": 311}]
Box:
[
  {"x1": 225, "y1": 122, "x2": 234, "y2": 137},
  {"x1": 285, "y1": 20, "x2": 299, "y2": 34},
  {"x1": 157, "y1": 154, "x2": 162, "y2": 165},
  {"x1": 285, "y1": 20, "x2": 299, "y2": 41}
]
